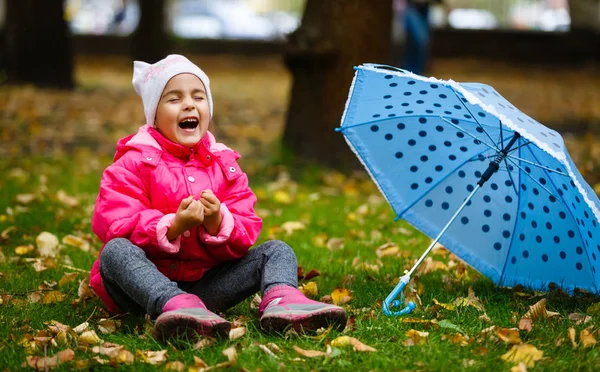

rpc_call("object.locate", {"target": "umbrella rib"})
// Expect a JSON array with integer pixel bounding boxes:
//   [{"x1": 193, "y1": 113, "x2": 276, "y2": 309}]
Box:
[
  {"x1": 452, "y1": 91, "x2": 500, "y2": 149},
  {"x1": 397, "y1": 146, "x2": 493, "y2": 218},
  {"x1": 440, "y1": 117, "x2": 499, "y2": 151},
  {"x1": 508, "y1": 139, "x2": 532, "y2": 154},
  {"x1": 526, "y1": 146, "x2": 596, "y2": 279},
  {"x1": 506, "y1": 154, "x2": 569, "y2": 176},
  {"x1": 498, "y1": 143, "x2": 523, "y2": 286},
  {"x1": 504, "y1": 156, "x2": 560, "y2": 199},
  {"x1": 499, "y1": 119, "x2": 504, "y2": 150},
  {"x1": 502, "y1": 158, "x2": 520, "y2": 196},
  {"x1": 341, "y1": 114, "x2": 481, "y2": 131}
]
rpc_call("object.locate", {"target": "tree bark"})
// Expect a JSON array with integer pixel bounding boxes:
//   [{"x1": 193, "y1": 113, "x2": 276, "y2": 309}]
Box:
[
  {"x1": 283, "y1": 0, "x2": 393, "y2": 171},
  {"x1": 5, "y1": 0, "x2": 73, "y2": 88},
  {"x1": 131, "y1": 0, "x2": 169, "y2": 63}
]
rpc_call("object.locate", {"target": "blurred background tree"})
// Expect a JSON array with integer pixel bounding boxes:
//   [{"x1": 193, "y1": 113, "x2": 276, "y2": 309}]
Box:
[
  {"x1": 283, "y1": 0, "x2": 393, "y2": 170},
  {"x1": 4, "y1": 0, "x2": 73, "y2": 88}
]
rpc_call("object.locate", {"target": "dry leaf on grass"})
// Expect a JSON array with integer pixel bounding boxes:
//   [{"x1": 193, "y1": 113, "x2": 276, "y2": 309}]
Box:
[
  {"x1": 280, "y1": 221, "x2": 305, "y2": 235},
  {"x1": 79, "y1": 330, "x2": 102, "y2": 345},
  {"x1": 229, "y1": 326, "x2": 246, "y2": 340},
  {"x1": 331, "y1": 287, "x2": 352, "y2": 305},
  {"x1": 375, "y1": 242, "x2": 400, "y2": 258},
  {"x1": 36, "y1": 232, "x2": 60, "y2": 257},
  {"x1": 330, "y1": 336, "x2": 377, "y2": 352},
  {"x1": 136, "y1": 350, "x2": 168, "y2": 365},
  {"x1": 501, "y1": 344, "x2": 544, "y2": 368},
  {"x1": 164, "y1": 361, "x2": 185, "y2": 371},
  {"x1": 62, "y1": 234, "x2": 90, "y2": 251},
  {"x1": 58, "y1": 272, "x2": 78, "y2": 287},
  {"x1": 580, "y1": 329, "x2": 597, "y2": 348},
  {"x1": 293, "y1": 345, "x2": 327, "y2": 358},
  {"x1": 258, "y1": 344, "x2": 279, "y2": 358},
  {"x1": 403, "y1": 329, "x2": 429, "y2": 346},
  {"x1": 523, "y1": 298, "x2": 560, "y2": 320},
  {"x1": 433, "y1": 298, "x2": 456, "y2": 311},
  {"x1": 568, "y1": 327, "x2": 578, "y2": 348},
  {"x1": 97, "y1": 319, "x2": 119, "y2": 334},
  {"x1": 568, "y1": 313, "x2": 592, "y2": 325},
  {"x1": 299, "y1": 282, "x2": 318, "y2": 298},
  {"x1": 78, "y1": 278, "x2": 96, "y2": 299},
  {"x1": 24, "y1": 348, "x2": 75, "y2": 370},
  {"x1": 15, "y1": 245, "x2": 35, "y2": 255},
  {"x1": 453, "y1": 286, "x2": 485, "y2": 312},
  {"x1": 518, "y1": 318, "x2": 533, "y2": 333},
  {"x1": 497, "y1": 327, "x2": 523, "y2": 344}
]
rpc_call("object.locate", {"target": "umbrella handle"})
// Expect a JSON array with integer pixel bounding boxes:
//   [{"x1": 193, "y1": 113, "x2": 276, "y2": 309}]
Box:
[{"x1": 382, "y1": 274, "x2": 417, "y2": 316}]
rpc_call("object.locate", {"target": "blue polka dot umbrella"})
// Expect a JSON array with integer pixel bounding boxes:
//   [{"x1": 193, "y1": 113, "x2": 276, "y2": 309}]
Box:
[{"x1": 336, "y1": 64, "x2": 600, "y2": 316}]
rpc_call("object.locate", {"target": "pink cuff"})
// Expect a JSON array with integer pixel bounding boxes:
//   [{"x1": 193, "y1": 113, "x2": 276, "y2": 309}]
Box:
[
  {"x1": 156, "y1": 213, "x2": 181, "y2": 253},
  {"x1": 199, "y1": 204, "x2": 234, "y2": 245}
]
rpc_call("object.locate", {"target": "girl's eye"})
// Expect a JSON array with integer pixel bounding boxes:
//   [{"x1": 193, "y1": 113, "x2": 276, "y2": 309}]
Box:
[
  {"x1": 194, "y1": 96, "x2": 204, "y2": 100},
  {"x1": 168, "y1": 98, "x2": 180, "y2": 102}
]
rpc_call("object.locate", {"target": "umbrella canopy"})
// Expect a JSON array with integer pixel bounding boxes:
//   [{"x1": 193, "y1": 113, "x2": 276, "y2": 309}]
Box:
[{"x1": 337, "y1": 64, "x2": 600, "y2": 303}]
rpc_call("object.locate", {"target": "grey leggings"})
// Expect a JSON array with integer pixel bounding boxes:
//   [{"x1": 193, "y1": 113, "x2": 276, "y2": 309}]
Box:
[{"x1": 99, "y1": 238, "x2": 298, "y2": 318}]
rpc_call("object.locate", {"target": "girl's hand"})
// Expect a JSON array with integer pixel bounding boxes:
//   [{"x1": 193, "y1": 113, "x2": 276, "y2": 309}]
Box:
[
  {"x1": 200, "y1": 189, "x2": 222, "y2": 235},
  {"x1": 167, "y1": 196, "x2": 204, "y2": 241}
]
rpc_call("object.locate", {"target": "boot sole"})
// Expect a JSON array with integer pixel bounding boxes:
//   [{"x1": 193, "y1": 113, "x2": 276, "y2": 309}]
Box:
[
  {"x1": 260, "y1": 308, "x2": 347, "y2": 334},
  {"x1": 154, "y1": 312, "x2": 231, "y2": 343}
]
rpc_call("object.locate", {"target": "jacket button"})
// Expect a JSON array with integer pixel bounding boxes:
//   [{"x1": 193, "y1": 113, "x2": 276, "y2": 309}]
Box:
[
  {"x1": 146, "y1": 157, "x2": 152, "y2": 161},
  {"x1": 187, "y1": 176, "x2": 195, "y2": 182},
  {"x1": 229, "y1": 166, "x2": 236, "y2": 173},
  {"x1": 206, "y1": 155, "x2": 211, "y2": 160},
  {"x1": 170, "y1": 264, "x2": 176, "y2": 269},
  {"x1": 183, "y1": 231, "x2": 191, "y2": 237}
]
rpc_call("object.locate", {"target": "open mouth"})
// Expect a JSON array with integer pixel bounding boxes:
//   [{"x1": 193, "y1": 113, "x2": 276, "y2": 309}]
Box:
[{"x1": 178, "y1": 117, "x2": 199, "y2": 130}]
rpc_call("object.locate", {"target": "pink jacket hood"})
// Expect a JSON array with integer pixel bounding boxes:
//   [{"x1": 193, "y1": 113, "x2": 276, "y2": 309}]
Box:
[{"x1": 90, "y1": 125, "x2": 262, "y2": 314}]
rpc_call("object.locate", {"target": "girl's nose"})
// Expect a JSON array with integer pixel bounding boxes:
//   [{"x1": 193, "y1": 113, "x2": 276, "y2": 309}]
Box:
[{"x1": 182, "y1": 96, "x2": 195, "y2": 110}]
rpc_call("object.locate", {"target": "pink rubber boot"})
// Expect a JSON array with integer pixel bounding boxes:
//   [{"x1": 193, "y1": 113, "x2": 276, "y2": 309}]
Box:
[
  {"x1": 154, "y1": 294, "x2": 230, "y2": 342},
  {"x1": 259, "y1": 286, "x2": 347, "y2": 333}
]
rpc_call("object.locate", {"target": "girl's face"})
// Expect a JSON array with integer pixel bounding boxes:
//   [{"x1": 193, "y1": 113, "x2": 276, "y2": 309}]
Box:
[{"x1": 155, "y1": 73, "x2": 210, "y2": 148}]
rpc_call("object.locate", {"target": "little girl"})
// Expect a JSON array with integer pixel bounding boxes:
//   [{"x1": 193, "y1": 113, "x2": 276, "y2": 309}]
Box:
[{"x1": 89, "y1": 55, "x2": 346, "y2": 342}]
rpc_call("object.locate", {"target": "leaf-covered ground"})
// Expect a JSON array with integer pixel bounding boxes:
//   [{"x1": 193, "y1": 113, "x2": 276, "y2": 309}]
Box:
[{"x1": 1, "y1": 55, "x2": 600, "y2": 371}]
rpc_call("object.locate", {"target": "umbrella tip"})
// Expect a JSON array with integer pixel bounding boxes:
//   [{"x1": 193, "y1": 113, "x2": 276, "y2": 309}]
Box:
[{"x1": 334, "y1": 127, "x2": 343, "y2": 132}]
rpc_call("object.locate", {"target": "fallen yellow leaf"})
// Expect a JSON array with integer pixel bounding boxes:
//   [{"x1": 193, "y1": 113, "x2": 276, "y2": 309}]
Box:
[
  {"x1": 273, "y1": 190, "x2": 292, "y2": 204},
  {"x1": 331, "y1": 336, "x2": 377, "y2": 352},
  {"x1": 581, "y1": 329, "x2": 597, "y2": 348},
  {"x1": 433, "y1": 298, "x2": 456, "y2": 311},
  {"x1": 405, "y1": 329, "x2": 429, "y2": 345},
  {"x1": 58, "y1": 272, "x2": 78, "y2": 287},
  {"x1": 292, "y1": 345, "x2": 327, "y2": 358},
  {"x1": 497, "y1": 327, "x2": 523, "y2": 344},
  {"x1": 299, "y1": 282, "x2": 318, "y2": 298},
  {"x1": 79, "y1": 330, "x2": 102, "y2": 346},
  {"x1": 501, "y1": 344, "x2": 544, "y2": 368},
  {"x1": 331, "y1": 287, "x2": 352, "y2": 306},
  {"x1": 62, "y1": 234, "x2": 90, "y2": 251},
  {"x1": 280, "y1": 221, "x2": 306, "y2": 235},
  {"x1": 136, "y1": 350, "x2": 168, "y2": 365},
  {"x1": 229, "y1": 326, "x2": 246, "y2": 340},
  {"x1": 568, "y1": 327, "x2": 577, "y2": 348},
  {"x1": 15, "y1": 245, "x2": 35, "y2": 255}
]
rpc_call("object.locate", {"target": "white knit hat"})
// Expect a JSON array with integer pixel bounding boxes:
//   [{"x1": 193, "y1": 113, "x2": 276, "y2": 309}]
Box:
[{"x1": 132, "y1": 54, "x2": 213, "y2": 126}]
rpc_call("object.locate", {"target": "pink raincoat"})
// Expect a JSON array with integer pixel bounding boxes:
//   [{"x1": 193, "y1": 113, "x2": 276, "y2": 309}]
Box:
[{"x1": 90, "y1": 125, "x2": 262, "y2": 313}]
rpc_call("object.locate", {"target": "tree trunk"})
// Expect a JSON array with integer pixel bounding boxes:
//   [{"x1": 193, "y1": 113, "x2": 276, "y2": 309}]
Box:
[
  {"x1": 131, "y1": 0, "x2": 169, "y2": 63},
  {"x1": 283, "y1": 0, "x2": 393, "y2": 171},
  {"x1": 5, "y1": 0, "x2": 73, "y2": 88}
]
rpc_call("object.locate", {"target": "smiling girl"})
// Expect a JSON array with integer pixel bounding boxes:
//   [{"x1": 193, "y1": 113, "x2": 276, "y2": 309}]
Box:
[{"x1": 89, "y1": 55, "x2": 346, "y2": 343}]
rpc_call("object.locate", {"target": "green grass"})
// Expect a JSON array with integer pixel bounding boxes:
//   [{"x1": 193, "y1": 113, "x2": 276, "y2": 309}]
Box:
[{"x1": 1, "y1": 155, "x2": 599, "y2": 371}]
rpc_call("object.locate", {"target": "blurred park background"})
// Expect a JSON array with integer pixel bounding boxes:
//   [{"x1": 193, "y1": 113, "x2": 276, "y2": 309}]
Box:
[{"x1": 1, "y1": 0, "x2": 599, "y2": 181}]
